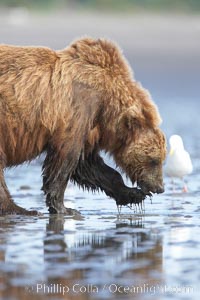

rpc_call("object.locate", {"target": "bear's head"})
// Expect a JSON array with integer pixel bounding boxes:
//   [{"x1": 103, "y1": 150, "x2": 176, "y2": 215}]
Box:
[
  {"x1": 113, "y1": 84, "x2": 167, "y2": 195},
  {"x1": 114, "y1": 125, "x2": 166, "y2": 194}
]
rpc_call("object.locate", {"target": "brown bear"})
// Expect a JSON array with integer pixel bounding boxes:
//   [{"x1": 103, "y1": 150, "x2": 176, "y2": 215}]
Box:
[{"x1": 0, "y1": 37, "x2": 166, "y2": 215}]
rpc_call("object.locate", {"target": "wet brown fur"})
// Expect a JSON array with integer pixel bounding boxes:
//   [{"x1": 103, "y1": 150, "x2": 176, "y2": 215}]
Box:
[{"x1": 0, "y1": 38, "x2": 166, "y2": 214}]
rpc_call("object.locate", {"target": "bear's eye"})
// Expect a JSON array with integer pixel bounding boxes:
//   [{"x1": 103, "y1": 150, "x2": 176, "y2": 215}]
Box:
[{"x1": 150, "y1": 159, "x2": 159, "y2": 167}]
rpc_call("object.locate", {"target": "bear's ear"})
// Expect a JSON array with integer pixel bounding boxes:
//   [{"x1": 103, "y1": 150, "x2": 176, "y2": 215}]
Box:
[{"x1": 118, "y1": 109, "x2": 142, "y2": 138}]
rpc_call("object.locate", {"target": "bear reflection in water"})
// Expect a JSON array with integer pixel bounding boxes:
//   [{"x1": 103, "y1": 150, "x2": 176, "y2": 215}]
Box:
[{"x1": 0, "y1": 216, "x2": 163, "y2": 300}]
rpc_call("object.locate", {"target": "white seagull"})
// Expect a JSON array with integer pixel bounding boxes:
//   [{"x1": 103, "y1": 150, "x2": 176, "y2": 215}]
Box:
[{"x1": 165, "y1": 135, "x2": 193, "y2": 192}]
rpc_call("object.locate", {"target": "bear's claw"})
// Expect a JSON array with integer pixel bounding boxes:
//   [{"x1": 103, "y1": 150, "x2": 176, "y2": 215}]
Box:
[
  {"x1": 0, "y1": 204, "x2": 40, "y2": 216},
  {"x1": 48, "y1": 206, "x2": 81, "y2": 216}
]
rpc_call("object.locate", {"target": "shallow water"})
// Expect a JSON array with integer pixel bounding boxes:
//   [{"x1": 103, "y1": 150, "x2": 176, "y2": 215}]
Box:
[{"x1": 0, "y1": 146, "x2": 199, "y2": 300}]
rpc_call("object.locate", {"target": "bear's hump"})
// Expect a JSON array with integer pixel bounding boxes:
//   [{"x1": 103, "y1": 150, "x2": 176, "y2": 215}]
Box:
[{"x1": 67, "y1": 37, "x2": 132, "y2": 75}]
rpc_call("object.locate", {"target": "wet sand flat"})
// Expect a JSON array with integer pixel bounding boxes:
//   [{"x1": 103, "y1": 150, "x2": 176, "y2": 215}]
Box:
[{"x1": 0, "y1": 12, "x2": 200, "y2": 300}]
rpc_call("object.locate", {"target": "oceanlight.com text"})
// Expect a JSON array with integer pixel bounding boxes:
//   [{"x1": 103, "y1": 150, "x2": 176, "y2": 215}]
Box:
[{"x1": 26, "y1": 282, "x2": 194, "y2": 296}]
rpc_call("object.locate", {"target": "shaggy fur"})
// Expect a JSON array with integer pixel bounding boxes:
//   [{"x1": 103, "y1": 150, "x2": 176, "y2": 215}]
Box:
[{"x1": 0, "y1": 38, "x2": 166, "y2": 215}]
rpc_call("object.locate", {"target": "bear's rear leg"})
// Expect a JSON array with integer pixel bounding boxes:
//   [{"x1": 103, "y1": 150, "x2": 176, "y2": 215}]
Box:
[{"x1": 0, "y1": 168, "x2": 38, "y2": 215}]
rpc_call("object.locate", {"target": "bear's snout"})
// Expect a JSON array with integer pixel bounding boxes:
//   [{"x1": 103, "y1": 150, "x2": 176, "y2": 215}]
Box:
[{"x1": 138, "y1": 180, "x2": 164, "y2": 195}]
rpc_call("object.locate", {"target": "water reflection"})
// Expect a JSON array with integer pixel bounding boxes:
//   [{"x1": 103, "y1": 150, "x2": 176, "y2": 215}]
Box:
[
  {"x1": 44, "y1": 215, "x2": 164, "y2": 300},
  {"x1": 0, "y1": 216, "x2": 162, "y2": 299},
  {"x1": 1, "y1": 158, "x2": 200, "y2": 300},
  {"x1": 0, "y1": 215, "x2": 164, "y2": 300}
]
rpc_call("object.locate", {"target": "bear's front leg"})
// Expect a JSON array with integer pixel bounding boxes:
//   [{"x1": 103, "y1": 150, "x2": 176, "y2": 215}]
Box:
[
  {"x1": 42, "y1": 145, "x2": 81, "y2": 216},
  {"x1": 72, "y1": 152, "x2": 146, "y2": 206}
]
